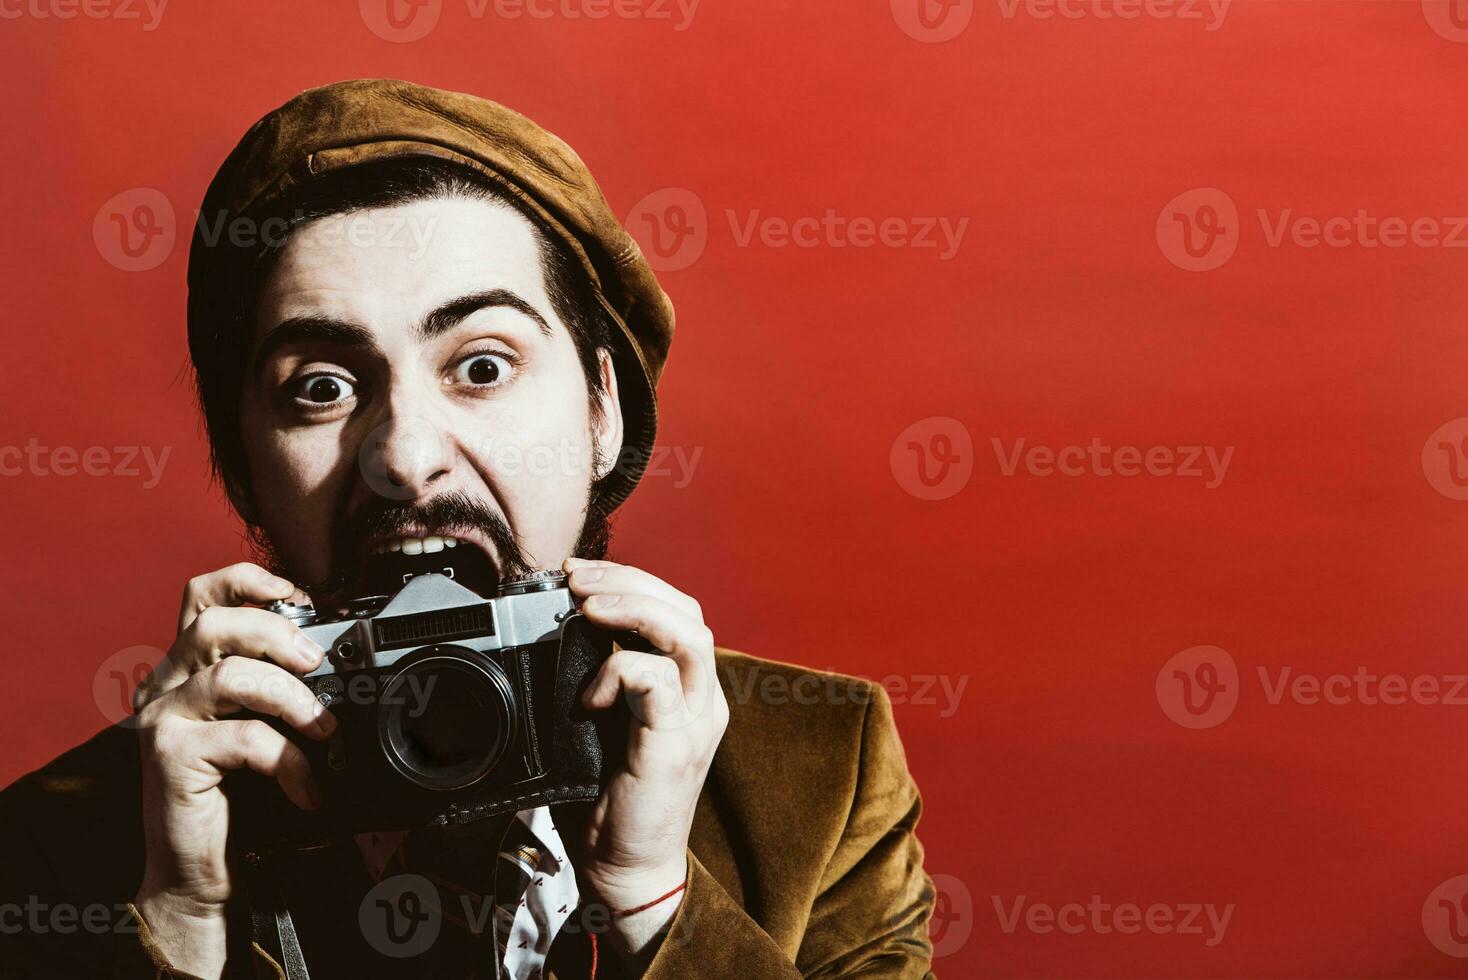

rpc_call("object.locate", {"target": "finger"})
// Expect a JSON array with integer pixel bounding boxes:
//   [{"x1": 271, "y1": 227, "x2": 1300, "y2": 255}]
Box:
[
  {"x1": 171, "y1": 658, "x2": 336, "y2": 741},
  {"x1": 562, "y1": 559, "x2": 703, "y2": 621},
  {"x1": 139, "y1": 606, "x2": 325, "y2": 708},
  {"x1": 194, "y1": 719, "x2": 320, "y2": 811},
  {"x1": 182, "y1": 605, "x2": 325, "y2": 674},
  {"x1": 178, "y1": 563, "x2": 295, "y2": 633},
  {"x1": 579, "y1": 593, "x2": 716, "y2": 701},
  {"x1": 582, "y1": 648, "x2": 695, "y2": 729}
]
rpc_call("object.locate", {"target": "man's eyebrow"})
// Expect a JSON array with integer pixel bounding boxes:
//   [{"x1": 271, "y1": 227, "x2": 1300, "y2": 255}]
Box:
[
  {"x1": 420, "y1": 289, "x2": 553, "y2": 340},
  {"x1": 251, "y1": 290, "x2": 551, "y2": 375},
  {"x1": 252, "y1": 317, "x2": 382, "y2": 376}
]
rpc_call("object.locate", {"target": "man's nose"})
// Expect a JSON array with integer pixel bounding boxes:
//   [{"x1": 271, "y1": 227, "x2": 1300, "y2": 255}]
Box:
[{"x1": 357, "y1": 412, "x2": 454, "y2": 501}]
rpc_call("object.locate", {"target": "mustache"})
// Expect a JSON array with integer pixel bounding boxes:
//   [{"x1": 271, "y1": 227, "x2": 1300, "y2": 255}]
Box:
[
  {"x1": 335, "y1": 491, "x2": 534, "y2": 581},
  {"x1": 245, "y1": 490, "x2": 611, "y2": 600}
]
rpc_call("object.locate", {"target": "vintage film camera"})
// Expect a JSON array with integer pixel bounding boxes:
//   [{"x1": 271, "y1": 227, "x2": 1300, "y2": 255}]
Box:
[{"x1": 230, "y1": 569, "x2": 626, "y2": 846}]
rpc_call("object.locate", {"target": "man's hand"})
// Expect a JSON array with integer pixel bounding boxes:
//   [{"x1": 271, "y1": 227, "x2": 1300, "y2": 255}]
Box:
[
  {"x1": 562, "y1": 557, "x2": 730, "y2": 967},
  {"x1": 132, "y1": 563, "x2": 334, "y2": 979}
]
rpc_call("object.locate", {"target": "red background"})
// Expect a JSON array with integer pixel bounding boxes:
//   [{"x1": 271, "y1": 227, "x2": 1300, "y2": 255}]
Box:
[{"x1": 5, "y1": 1, "x2": 1468, "y2": 975}]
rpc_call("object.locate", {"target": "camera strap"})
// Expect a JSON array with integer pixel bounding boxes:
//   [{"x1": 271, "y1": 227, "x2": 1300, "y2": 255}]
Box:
[
  {"x1": 243, "y1": 843, "x2": 320, "y2": 980},
  {"x1": 241, "y1": 813, "x2": 524, "y2": 980}
]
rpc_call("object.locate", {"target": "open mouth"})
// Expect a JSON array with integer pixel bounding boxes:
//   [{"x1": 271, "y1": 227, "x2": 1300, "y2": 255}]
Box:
[{"x1": 355, "y1": 532, "x2": 504, "y2": 598}]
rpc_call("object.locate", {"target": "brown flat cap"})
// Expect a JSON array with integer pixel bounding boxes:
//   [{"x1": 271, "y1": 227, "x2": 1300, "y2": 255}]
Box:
[{"x1": 188, "y1": 78, "x2": 673, "y2": 516}]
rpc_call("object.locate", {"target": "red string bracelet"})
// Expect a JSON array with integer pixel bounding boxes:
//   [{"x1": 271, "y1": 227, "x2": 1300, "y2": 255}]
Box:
[
  {"x1": 612, "y1": 881, "x2": 687, "y2": 919},
  {"x1": 588, "y1": 882, "x2": 687, "y2": 978}
]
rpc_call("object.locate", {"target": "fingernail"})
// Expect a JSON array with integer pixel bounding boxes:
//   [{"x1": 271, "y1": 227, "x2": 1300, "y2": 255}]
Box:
[
  {"x1": 295, "y1": 633, "x2": 325, "y2": 667},
  {"x1": 588, "y1": 593, "x2": 620, "y2": 608},
  {"x1": 576, "y1": 567, "x2": 605, "y2": 584},
  {"x1": 269, "y1": 576, "x2": 294, "y2": 594},
  {"x1": 563, "y1": 557, "x2": 589, "y2": 570}
]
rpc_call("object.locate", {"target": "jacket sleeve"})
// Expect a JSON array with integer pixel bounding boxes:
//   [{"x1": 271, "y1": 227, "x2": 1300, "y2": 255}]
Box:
[
  {"x1": 642, "y1": 683, "x2": 936, "y2": 979},
  {"x1": 113, "y1": 903, "x2": 286, "y2": 980},
  {"x1": 112, "y1": 904, "x2": 202, "y2": 979}
]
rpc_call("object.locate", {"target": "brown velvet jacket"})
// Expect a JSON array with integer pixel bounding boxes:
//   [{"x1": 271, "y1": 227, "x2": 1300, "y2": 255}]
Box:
[{"x1": 0, "y1": 650, "x2": 935, "y2": 978}]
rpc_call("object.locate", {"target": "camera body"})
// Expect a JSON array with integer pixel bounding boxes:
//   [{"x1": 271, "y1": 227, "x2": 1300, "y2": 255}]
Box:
[{"x1": 231, "y1": 570, "x2": 625, "y2": 847}]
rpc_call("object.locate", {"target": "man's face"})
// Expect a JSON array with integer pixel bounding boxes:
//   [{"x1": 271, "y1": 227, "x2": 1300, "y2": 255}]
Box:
[{"x1": 237, "y1": 194, "x2": 622, "y2": 596}]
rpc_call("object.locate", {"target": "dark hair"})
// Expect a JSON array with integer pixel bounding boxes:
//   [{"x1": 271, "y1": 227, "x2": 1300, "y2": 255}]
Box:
[{"x1": 190, "y1": 156, "x2": 619, "y2": 551}]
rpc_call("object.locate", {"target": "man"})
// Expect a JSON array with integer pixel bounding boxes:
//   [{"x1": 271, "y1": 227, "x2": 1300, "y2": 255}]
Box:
[{"x1": 0, "y1": 79, "x2": 935, "y2": 979}]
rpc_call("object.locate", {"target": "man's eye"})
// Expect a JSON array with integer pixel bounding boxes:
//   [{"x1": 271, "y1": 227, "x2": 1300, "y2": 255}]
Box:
[
  {"x1": 451, "y1": 353, "x2": 514, "y2": 387},
  {"x1": 293, "y1": 374, "x2": 356, "y2": 405}
]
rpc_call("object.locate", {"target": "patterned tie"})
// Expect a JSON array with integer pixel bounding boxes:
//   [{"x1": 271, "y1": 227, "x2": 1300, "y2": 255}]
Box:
[
  {"x1": 356, "y1": 810, "x2": 575, "y2": 979},
  {"x1": 493, "y1": 807, "x2": 580, "y2": 980},
  {"x1": 493, "y1": 820, "x2": 545, "y2": 966}
]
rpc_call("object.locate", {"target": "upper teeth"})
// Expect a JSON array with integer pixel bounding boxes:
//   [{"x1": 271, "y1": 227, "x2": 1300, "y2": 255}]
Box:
[{"x1": 371, "y1": 536, "x2": 459, "y2": 555}]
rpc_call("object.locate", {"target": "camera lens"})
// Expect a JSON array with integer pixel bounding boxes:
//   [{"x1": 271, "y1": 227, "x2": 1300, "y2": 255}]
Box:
[{"x1": 378, "y1": 647, "x2": 518, "y2": 791}]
